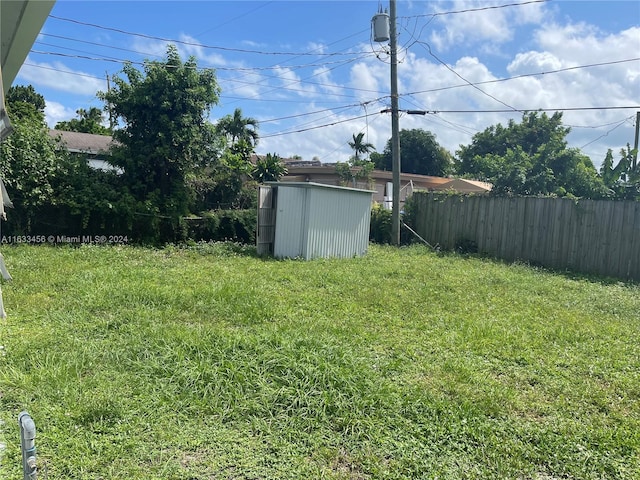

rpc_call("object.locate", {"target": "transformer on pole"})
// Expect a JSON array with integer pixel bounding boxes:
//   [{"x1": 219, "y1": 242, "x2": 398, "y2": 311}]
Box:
[{"x1": 372, "y1": 8, "x2": 390, "y2": 42}]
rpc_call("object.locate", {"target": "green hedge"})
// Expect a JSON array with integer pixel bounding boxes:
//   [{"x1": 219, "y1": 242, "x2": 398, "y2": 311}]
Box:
[{"x1": 186, "y1": 209, "x2": 256, "y2": 244}]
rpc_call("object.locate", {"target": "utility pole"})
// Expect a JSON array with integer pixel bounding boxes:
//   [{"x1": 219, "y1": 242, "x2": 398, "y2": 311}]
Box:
[
  {"x1": 633, "y1": 111, "x2": 639, "y2": 170},
  {"x1": 106, "y1": 72, "x2": 115, "y2": 131},
  {"x1": 389, "y1": 0, "x2": 401, "y2": 246}
]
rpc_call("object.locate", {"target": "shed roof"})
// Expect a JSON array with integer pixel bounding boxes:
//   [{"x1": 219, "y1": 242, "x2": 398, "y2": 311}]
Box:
[{"x1": 265, "y1": 181, "x2": 376, "y2": 194}]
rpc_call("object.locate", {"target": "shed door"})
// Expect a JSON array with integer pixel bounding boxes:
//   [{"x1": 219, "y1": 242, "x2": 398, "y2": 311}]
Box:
[{"x1": 257, "y1": 186, "x2": 276, "y2": 255}]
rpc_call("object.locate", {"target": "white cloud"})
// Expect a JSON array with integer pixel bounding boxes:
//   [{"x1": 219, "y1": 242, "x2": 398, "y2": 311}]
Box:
[
  {"x1": 17, "y1": 57, "x2": 105, "y2": 96},
  {"x1": 258, "y1": 19, "x2": 638, "y2": 170},
  {"x1": 219, "y1": 71, "x2": 263, "y2": 102},
  {"x1": 535, "y1": 23, "x2": 640, "y2": 64},
  {"x1": 44, "y1": 101, "x2": 77, "y2": 128},
  {"x1": 507, "y1": 51, "x2": 563, "y2": 74},
  {"x1": 306, "y1": 42, "x2": 327, "y2": 55},
  {"x1": 273, "y1": 66, "x2": 316, "y2": 97},
  {"x1": 349, "y1": 61, "x2": 385, "y2": 103},
  {"x1": 177, "y1": 34, "x2": 229, "y2": 67},
  {"x1": 427, "y1": 0, "x2": 535, "y2": 51},
  {"x1": 312, "y1": 67, "x2": 343, "y2": 96}
]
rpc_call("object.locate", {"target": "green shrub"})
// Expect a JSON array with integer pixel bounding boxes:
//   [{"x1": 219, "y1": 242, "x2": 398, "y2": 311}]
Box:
[
  {"x1": 369, "y1": 203, "x2": 392, "y2": 244},
  {"x1": 186, "y1": 209, "x2": 256, "y2": 244}
]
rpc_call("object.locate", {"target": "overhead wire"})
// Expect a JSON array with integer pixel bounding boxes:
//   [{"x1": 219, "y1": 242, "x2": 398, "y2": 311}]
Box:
[
  {"x1": 47, "y1": 10, "x2": 379, "y2": 107},
  {"x1": 406, "y1": 106, "x2": 640, "y2": 113},
  {"x1": 579, "y1": 116, "x2": 635, "y2": 149},
  {"x1": 26, "y1": 50, "x2": 637, "y2": 112},
  {"x1": 38, "y1": 33, "x2": 375, "y2": 72},
  {"x1": 23, "y1": 62, "x2": 105, "y2": 80},
  {"x1": 414, "y1": 40, "x2": 522, "y2": 112},
  {"x1": 404, "y1": 58, "x2": 640, "y2": 97},
  {"x1": 28, "y1": 49, "x2": 381, "y2": 101},
  {"x1": 25, "y1": 48, "x2": 639, "y2": 138},
  {"x1": 39, "y1": 2, "x2": 635, "y2": 152},
  {"x1": 401, "y1": 0, "x2": 550, "y2": 19},
  {"x1": 47, "y1": 14, "x2": 371, "y2": 57},
  {"x1": 260, "y1": 113, "x2": 373, "y2": 138}
]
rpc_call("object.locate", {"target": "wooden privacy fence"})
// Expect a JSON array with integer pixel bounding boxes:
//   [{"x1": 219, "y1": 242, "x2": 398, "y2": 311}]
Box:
[{"x1": 411, "y1": 193, "x2": 640, "y2": 281}]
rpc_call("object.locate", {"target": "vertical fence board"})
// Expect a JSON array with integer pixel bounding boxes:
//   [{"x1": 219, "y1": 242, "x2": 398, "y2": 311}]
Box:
[
  {"x1": 561, "y1": 200, "x2": 576, "y2": 270},
  {"x1": 624, "y1": 202, "x2": 640, "y2": 279},
  {"x1": 499, "y1": 198, "x2": 513, "y2": 260},
  {"x1": 513, "y1": 197, "x2": 527, "y2": 261},
  {"x1": 476, "y1": 196, "x2": 488, "y2": 253}
]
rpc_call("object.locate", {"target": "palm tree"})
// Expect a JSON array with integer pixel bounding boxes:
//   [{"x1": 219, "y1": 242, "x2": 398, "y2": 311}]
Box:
[
  {"x1": 216, "y1": 108, "x2": 259, "y2": 148},
  {"x1": 253, "y1": 153, "x2": 288, "y2": 183},
  {"x1": 348, "y1": 132, "x2": 375, "y2": 161}
]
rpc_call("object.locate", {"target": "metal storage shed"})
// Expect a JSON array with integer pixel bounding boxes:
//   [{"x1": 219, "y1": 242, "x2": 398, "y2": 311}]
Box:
[{"x1": 257, "y1": 182, "x2": 375, "y2": 260}]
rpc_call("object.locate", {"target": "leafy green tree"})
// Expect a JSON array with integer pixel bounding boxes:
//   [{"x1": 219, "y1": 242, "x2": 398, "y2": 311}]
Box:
[
  {"x1": 253, "y1": 153, "x2": 288, "y2": 183},
  {"x1": 335, "y1": 159, "x2": 374, "y2": 188},
  {"x1": 335, "y1": 132, "x2": 376, "y2": 187},
  {"x1": 97, "y1": 44, "x2": 220, "y2": 237},
  {"x1": 6, "y1": 85, "x2": 45, "y2": 123},
  {"x1": 374, "y1": 129, "x2": 452, "y2": 176},
  {"x1": 216, "y1": 108, "x2": 259, "y2": 152},
  {"x1": 55, "y1": 107, "x2": 111, "y2": 135},
  {"x1": 1, "y1": 89, "x2": 65, "y2": 232},
  {"x1": 348, "y1": 132, "x2": 375, "y2": 161},
  {"x1": 601, "y1": 144, "x2": 639, "y2": 199},
  {"x1": 456, "y1": 111, "x2": 606, "y2": 198}
]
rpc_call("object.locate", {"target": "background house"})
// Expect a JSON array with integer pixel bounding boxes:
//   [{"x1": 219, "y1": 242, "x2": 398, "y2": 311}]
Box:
[
  {"x1": 280, "y1": 162, "x2": 492, "y2": 208},
  {"x1": 49, "y1": 129, "x2": 120, "y2": 172}
]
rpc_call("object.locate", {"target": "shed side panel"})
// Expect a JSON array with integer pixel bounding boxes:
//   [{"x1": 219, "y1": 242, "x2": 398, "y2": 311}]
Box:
[
  {"x1": 305, "y1": 188, "x2": 372, "y2": 259},
  {"x1": 273, "y1": 186, "x2": 307, "y2": 258}
]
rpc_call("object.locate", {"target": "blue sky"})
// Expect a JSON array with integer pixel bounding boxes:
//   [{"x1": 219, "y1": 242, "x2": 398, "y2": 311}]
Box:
[{"x1": 18, "y1": 0, "x2": 640, "y2": 169}]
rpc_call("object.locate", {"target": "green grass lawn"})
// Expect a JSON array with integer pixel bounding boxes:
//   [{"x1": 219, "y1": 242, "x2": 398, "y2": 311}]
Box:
[{"x1": 0, "y1": 243, "x2": 638, "y2": 479}]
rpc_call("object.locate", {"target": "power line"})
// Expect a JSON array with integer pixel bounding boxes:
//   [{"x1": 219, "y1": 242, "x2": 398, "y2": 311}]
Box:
[
  {"x1": 194, "y1": 1, "x2": 273, "y2": 37},
  {"x1": 260, "y1": 113, "x2": 372, "y2": 138},
  {"x1": 47, "y1": 14, "x2": 370, "y2": 57},
  {"x1": 44, "y1": 13, "x2": 375, "y2": 105},
  {"x1": 23, "y1": 62, "x2": 105, "y2": 80},
  {"x1": 22, "y1": 54, "x2": 638, "y2": 128},
  {"x1": 263, "y1": 106, "x2": 638, "y2": 139},
  {"x1": 258, "y1": 100, "x2": 384, "y2": 123},
  {"x1": 580, "y1": 117, "x2": 634, "y2": 149},
  {"x1": 38, "y1": 32, "x2": 376, "y2": 73},
  {"x1": 568, "y1": 116, "x2": 636, "y2": 129},
  {"x1": 404, "y1": 58, "x2": 640, "y2": 97},
  {"x1": 26, "y1": 48, "x2": 637, "y2": 105},
  {"x1": 402, "y1": 0, "x2": 549, "y2": 19},
  {"x1": 390, "y1": 106, "x2": 640, "y2": 114},
  {"x1": 28, "y1": 49, "x2": 378, "y2": 100},
  {"x1": 415, "y1": 40, "x2": 521, "y2": 112}
]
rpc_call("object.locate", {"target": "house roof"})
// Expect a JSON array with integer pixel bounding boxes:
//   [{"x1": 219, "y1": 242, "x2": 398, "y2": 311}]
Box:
[
  {"x1": 285, "y1": 165, "x2": 453, "y2": 189},
  {"x1": 49, "y1": 129, "x2": 115, "y2": 154},
  {"x1": 432, "y1": 178, "x2": 493, "y2": 193}
]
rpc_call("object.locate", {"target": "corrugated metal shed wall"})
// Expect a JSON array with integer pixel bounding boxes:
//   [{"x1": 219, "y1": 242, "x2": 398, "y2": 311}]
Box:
[
  {"x1": 269, "y1": 183, "x2": 373, "y2": 260},
  {"x1": 273, "y1": 185, "x2": 307, "y2": 259},
  {"x1": 304, "y1": 186, "x2": 371, "y2": 259}
]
